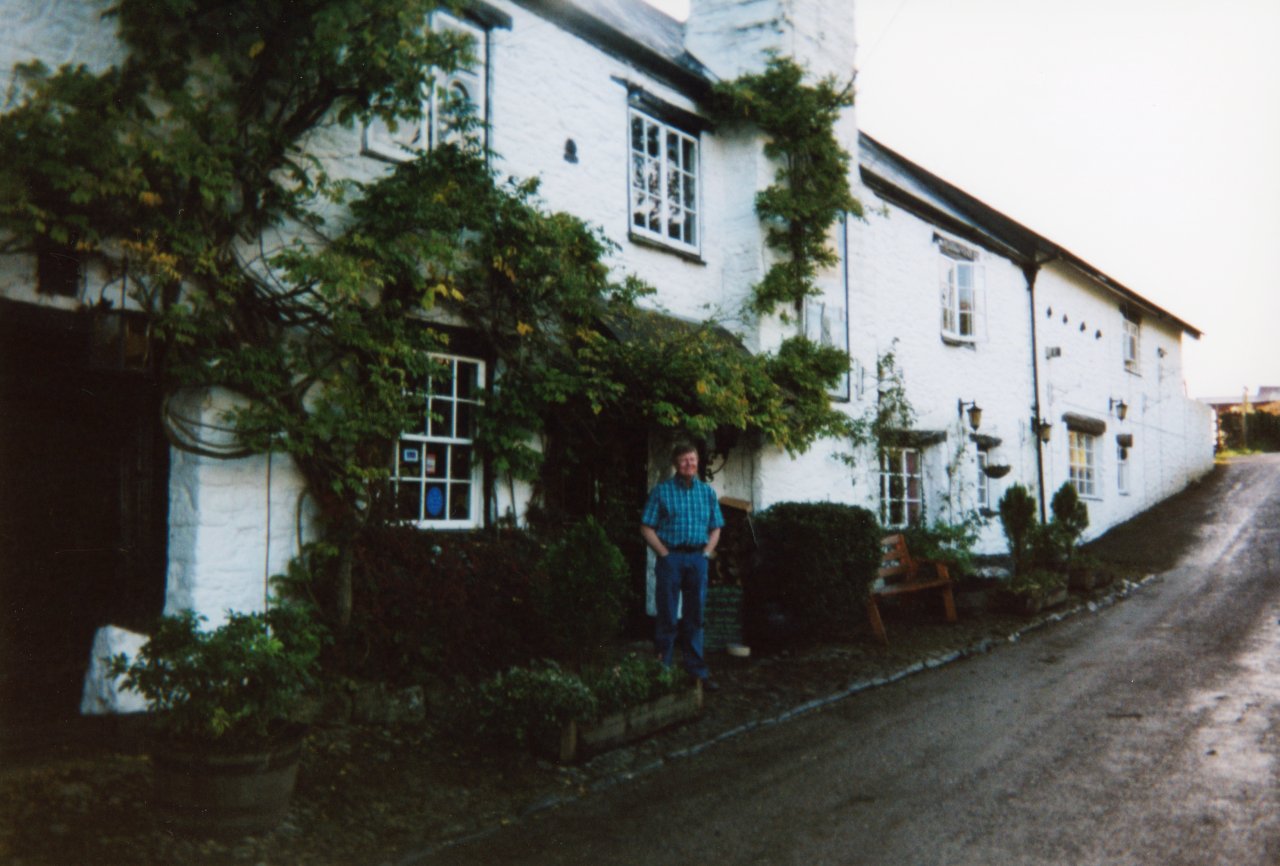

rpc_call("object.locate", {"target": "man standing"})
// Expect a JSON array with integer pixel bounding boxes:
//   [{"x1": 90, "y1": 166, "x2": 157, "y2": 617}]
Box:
[{"x1": 640, "y1": 443, "x2": 725, "y2": 691}]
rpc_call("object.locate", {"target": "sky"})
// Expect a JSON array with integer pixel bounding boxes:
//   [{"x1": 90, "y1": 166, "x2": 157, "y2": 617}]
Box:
[{"x1": 644, "y1": 0, "x2": 1280, "y2": 400}]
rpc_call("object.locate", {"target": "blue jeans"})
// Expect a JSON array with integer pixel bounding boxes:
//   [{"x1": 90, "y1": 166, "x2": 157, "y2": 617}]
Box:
[{"x1": 654, "y1": 551, "x2": 710, "y2": 679}]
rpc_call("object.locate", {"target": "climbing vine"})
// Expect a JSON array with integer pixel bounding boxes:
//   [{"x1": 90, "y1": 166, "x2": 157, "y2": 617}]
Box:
[
  {"x1": 711, "y1": 56, "x2": 863, "y2": 317},
  {"x1": 0, "y1": 2, "x2": 858, "y2": 630}
]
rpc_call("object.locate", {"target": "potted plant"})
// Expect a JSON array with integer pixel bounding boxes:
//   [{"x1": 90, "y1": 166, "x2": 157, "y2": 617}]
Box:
[{"x1": 109, "y1": 604, "x2": 323, "y2": 836}]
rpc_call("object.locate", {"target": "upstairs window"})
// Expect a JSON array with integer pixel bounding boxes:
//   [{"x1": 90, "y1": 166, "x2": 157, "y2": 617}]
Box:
[
  {"x1": 1068, "y1": 430, "x2": 1098, "y2": 499},
  {"x1": 1116, "y1": 443, "x2": 1130, "y2": 495},
  {"x1": 880, "y1": 447, "x2": 923, "y2": 528},
  {"x1": 363, "y1": 13, "x2": 487, "y2": 161},
  {"x1": 628, "y1": 109, "x2": 699, "y2": 253},
  {"x1": 938, "y1": 237, "x2": 981, "y2": 343},
  {"x1": 392, "y1": 354, "x2": 485, "y2": 528},
  {"x1": 1122, "y1": 314, "x2": 1141, "y2": 374}
]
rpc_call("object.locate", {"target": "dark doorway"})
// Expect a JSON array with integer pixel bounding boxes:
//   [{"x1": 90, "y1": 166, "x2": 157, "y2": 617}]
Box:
[{"x1": 0, "y1": 300, "x2": 168, "y2": 736}]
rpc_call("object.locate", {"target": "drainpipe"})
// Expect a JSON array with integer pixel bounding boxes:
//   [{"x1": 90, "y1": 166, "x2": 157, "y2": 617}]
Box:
[{"x1": 1023, "y1": 258, "x2": 1049, "y2": 525}]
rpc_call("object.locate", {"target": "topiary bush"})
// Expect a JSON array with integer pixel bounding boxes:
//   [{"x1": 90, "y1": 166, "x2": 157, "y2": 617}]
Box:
[
  {"x1": 749, "y1": 501, "x2": 882, "y2": 642},
  {"x1": 533, "y1": 518, "x2": 631, "y2": 668},
  {"x1": 1049, "y1": 482, "x2": 1090, "y2": 567},
  {"x1": 998, "y1": 483, "x2": 1039, "y2": 575}
]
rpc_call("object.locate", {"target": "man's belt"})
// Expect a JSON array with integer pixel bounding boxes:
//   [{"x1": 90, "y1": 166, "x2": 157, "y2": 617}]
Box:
[{"x1": 668, "y1": 545, "x2": 704, "y2": 553}]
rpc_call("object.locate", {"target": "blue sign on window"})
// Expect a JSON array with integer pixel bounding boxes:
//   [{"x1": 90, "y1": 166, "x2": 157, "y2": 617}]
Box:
[
  {"x1": 425, "y1": 486, "x2": 445, "y2": 518},
  {"x1": 402, "y1": 448, "x2": 420, "y2": 463}
]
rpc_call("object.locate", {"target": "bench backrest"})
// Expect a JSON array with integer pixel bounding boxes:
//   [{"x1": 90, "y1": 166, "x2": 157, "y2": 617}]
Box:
[{"x1": 878, "y1": 534, "x2": 919, "y2": 585}]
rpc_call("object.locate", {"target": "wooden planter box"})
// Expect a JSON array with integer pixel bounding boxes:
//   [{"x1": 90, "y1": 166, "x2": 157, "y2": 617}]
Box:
[{"x1": 543, "y1": 683, "x2": 703, "y2": 764}]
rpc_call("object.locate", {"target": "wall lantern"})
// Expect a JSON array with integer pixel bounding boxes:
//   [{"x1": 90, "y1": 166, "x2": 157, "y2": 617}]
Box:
[
  {"x1": 957, "y1": 399, "x2": 982, "y2": 431},
  {"x1": 1033, "y1": 418, "x2": 1052, "y2": 444},
  {"x1": 1109, "y1": 398, "x2": 1128, "y2": 421}
]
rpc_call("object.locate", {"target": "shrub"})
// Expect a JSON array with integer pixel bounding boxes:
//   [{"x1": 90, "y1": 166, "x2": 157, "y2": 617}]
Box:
[
  {"x1": 345, "y1": 526, "x2": 549, "y2": 683},
  {"x1": 750, "y1": 502, "x2": 882, "y2": 640},
  {"x1": 581, "y1": 653, "x2": 685, "y2": 716},
  {"x1": 998, "y1": 484, "x2": 1038, "y2": 575},
  {"x1": 1008, "y1": 567, "x2": 1066, "y2": 600},
  {"x1": 470, "y1": 663, "x2": 598, "y2": 748},
  {"x1": 533, "y1": 518, "x2": 631, "y2": 668},
  {"x1": 901, "y1": 517, "x2": 983, "y2": 576},
  {"x1": 1049, "y1": 482, "x2": 1090, "y2": 566},
  {"x1": 108, "y1": 606, "x2": 323, "y2": 746}
]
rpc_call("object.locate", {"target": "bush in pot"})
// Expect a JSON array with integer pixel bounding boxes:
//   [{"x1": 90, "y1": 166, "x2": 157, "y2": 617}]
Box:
[{"x1": 108, "y1": 604, "x2": 324, "y2": 836}]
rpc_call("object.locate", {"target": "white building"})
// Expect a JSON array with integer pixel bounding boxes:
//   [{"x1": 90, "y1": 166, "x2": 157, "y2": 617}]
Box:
[{"x1": 0, "y1": 0, "x2": 1212, "y2": 720}]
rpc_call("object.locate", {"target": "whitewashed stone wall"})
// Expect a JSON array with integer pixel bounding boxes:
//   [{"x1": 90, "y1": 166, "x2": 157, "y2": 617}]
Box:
[
  {"x1": 1, "y1": 0, "x2": 1216, "y2": 634},
  {"x1": 841, "y1": 192, "x2": 1039, "y2": 553},
  {"x1": 163, "y1": 388, "x2": 314, "y2": 624},
  {"x1": 1034, "y1": 261, "x2": 1214, "y2": 539}
]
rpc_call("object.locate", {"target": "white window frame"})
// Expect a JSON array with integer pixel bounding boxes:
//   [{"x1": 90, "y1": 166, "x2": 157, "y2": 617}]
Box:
[
  {"x1": 880, "y1": 447, "x2": 923, "y2": 528},
  {"x1": 976, "y1": 450, "x2": 990, "y2": 511},
  {"x1": 1122, "y1": 316, "x2": 1141, "y2": 374},
  {"x1": 628, "y1": 109, "x2": 700, "y2": 254},
  {"x1": 362, "y1": 13, "x2": 486, "y2": 161},
  {"x1": 392, "y1": 353, "x2": 485, "y2": 528},
  {"x1": 1117, "y1": 444, "x2": 1130, "y2": 495},
  {"x1": 939, "y1": 240, "x2": 981, "y2": 343},
  {"x1": 1068, "y1": 431, "x2": 1099, "y2": 499}
]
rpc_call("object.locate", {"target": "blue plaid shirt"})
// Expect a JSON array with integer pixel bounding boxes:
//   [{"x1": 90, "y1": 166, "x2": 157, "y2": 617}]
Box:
[{"x1": 641, "y1": 476, "x2": 725, "y2": 548}]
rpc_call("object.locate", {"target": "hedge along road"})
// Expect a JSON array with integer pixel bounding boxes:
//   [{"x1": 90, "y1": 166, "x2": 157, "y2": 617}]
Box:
[{"x1": 409, "y1": 454, "x2": 1280, "y2": 866}]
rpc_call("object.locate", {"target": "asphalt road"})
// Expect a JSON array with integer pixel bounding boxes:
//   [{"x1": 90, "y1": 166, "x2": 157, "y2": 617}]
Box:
[{"x1": 413, "y1": 455, "x2": 1280, "y2": 866}]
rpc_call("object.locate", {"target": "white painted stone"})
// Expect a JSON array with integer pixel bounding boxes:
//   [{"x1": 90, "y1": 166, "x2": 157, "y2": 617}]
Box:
[
  {"x1": 0, "y1": 0, "x2": 1214, "y2": 633},
  {"x1": 79, "y1": 625, "x2": 148, "y2": 716}
]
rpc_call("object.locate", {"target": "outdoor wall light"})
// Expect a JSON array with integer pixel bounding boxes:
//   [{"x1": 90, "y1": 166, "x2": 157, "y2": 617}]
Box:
[
  {"x1": 957, "y1": 399, "x2": 982, "y2": 431},
  {"x1": 1034, "y1": 418, "x2": 1052, "y2": 444},
  {"x1": 1109, "y1": 398, "x2": 1128, "y2": 421}
]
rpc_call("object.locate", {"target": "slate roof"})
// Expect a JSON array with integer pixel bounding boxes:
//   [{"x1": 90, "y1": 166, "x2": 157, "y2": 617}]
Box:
[
  {"x1": 859, "y1": 133, "x2": 1202, "y2": 339},
  {"x1": 512, "y1": 0, "x2": 712, "y2": 92}
]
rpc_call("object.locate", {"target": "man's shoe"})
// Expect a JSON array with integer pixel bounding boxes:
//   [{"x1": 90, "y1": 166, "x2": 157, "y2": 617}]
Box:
[{"x1": 699, "y1": 677, "x2": 720, "y2": 693}]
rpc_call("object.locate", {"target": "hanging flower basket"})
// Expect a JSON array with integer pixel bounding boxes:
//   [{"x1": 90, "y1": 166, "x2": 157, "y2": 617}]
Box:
[{"x1": 983, "y1": 463, "x2": 1012, "y2": 479}]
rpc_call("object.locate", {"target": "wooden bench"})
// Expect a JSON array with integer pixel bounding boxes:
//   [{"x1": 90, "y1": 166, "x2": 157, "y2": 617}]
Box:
[{"x1": 867, "y1": 534, "x2": 957, "y2": 645}]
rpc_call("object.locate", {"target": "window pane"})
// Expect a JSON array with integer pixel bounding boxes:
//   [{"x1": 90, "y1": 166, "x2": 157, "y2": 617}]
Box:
[
  {"x1": 455, "y1": 401, "x2": 474, "y2": 440},
  {"x1": 424, "y1": 483, "x2": 447, "y2": 519},
  {"x1": 430, "y1": 400, "x2": 453, "y2": 438},
  {"x1": 424, "y1": 442, "x2": 446, "y2": 478},
  {"x1": 646, "y1": 123, "x2": 659, "y2": 157},
  {"x1": 396, "y1": 483, "x2": 422, "y2": 521},
  {"x1": 450, "y1": 484, "x2": 472, "y2": 520},
  {"x1": 398, "y1": 441, "x2": 424, "y2": 479},
  {"x1": 450, "y1": 445, "x2": 472, "y2": 480},
  {"x1": 631, "y1": 115, "x2": 644, "y2": 151},
  {"x1": 456, "y1": 361, "x2": 478, "y2": 399}
]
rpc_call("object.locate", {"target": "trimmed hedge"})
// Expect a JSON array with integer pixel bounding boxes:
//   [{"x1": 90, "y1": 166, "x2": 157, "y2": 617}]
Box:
[
  {"x1": 345, "y1": 526, "x2": 550, "y2": 684},
  {"x1": 749, "y1": 502, "x2": 882, "y2": 641}
]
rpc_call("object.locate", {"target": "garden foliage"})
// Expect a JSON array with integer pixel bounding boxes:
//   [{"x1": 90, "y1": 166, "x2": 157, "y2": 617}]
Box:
[
  {"x1": 750, "y1": 501, "x2": 882, "y2": 639},
  {"x1": 109, "y1": 606, "x2": 324, "y2": 746},
  {"x1": 0, "y1": 4, "x2": 858, "y2": 634}
]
